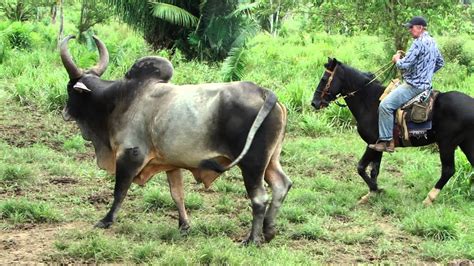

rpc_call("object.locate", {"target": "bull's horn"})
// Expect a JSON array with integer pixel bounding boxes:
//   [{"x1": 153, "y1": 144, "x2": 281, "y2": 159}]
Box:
[
  {"x1": 59, "y1": 35, "x2": 83, "y2": 79},
  {"x1": 90, "y1": 35, "x2": 109, "y2": 77}
]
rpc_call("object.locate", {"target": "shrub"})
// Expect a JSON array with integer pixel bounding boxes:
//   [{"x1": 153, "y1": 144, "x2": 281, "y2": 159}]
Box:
[{"x1": 6, "y1": 22, "x2": 33, "y2": 50}]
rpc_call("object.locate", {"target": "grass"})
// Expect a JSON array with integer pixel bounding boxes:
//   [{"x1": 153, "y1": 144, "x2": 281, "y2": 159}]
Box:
[{"x1": 1, "y1": 93, "x2": 473, "y2": 263}]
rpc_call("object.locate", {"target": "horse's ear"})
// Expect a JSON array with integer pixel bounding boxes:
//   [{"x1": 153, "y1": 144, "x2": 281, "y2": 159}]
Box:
[{"x1": 333, "y1": 58, "x2": 339, "y2": 64}]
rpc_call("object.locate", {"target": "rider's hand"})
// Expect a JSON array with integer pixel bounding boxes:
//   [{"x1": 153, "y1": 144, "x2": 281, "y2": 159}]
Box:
[{"x1": 392, "y1": 53, "x2": 401, "y2": 63}]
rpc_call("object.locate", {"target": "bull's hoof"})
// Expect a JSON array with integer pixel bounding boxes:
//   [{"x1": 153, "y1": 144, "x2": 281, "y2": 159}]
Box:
[
  {"x1": 263, "y1": 227, "x2": 276, "y2": 243},
  {"x1": 241, "y1": 236, "x2": 262, "y2": 246},
  {"x1": 179, "y1": 223, "x2": 190, "y2": 235},
  {"x1": 94, "y1": 220, "x2": 113, "y2": 229}
]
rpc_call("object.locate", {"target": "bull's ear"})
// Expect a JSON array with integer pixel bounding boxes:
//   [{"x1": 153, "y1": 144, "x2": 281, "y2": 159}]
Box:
[{"x1": 73, "y1": 81, "x2": 91, "y2": 92}]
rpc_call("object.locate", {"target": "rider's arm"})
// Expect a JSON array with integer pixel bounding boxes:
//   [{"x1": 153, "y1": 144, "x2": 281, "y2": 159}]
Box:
[
  {"x1": 395, "y1": 42, "x2": 420, "y2": 70},
  {"x1": 434, "y1": 49, "x2": 444, "y2": 73}
]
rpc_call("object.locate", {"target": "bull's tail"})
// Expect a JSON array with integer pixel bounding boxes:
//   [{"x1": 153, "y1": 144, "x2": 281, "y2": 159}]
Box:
[{"x1": 199, "y1": 90, "x2": 278, "y2": 173}]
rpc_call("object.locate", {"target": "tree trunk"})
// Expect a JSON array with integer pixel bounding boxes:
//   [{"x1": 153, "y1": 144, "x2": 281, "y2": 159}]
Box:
[
  {"x1": 57, "y1": 0, "x2": 64, "y2": 48},
  {"x1": 384, "y1": 0, "x2": 409, "y2": 51},
  {"x1": 78, "y1": 0, "x2": 87, "y2": 43},
  {"x1": 52, "y1": 0, "x2": 61, "y2": 24}
]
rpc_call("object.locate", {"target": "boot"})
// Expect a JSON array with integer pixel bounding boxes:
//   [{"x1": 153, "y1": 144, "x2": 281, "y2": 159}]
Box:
[{"x1": 368, "y1": 140, "x2": 395, "y2": 153}]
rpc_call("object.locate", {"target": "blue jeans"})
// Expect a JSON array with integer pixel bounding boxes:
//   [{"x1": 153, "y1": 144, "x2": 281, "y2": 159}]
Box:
[{"x1": 378, "y1": 82, "x2": 425, "y2": 141}]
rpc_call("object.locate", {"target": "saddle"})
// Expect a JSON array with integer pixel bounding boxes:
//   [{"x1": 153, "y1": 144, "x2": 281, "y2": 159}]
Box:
[{"x1": 380, "y1": 80, "x2": 439, "y2": 146}]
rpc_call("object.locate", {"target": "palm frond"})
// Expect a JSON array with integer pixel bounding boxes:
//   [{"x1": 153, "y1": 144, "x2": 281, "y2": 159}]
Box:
[
  {"x1": 151, "y1": 2, "x2": 198, "y2": 28},
  {"x1": 221, "y1": 45, "x2": 247, "y2": 82},
  {"x1": 230, "y1": 2, "x2": 260, "y2": 17},
  {"x1": 230, "y1": 19, "x2": 259, "y2": 48}
]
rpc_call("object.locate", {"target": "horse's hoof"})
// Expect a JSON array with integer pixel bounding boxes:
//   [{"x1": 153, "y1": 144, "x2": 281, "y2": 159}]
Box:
[
  {"x1": 94, "y1": 220, "x2": 112, "y2": 229},
  {"x1": 357, "y1": 189, "x2": 383, "y2": 205},
  {"x1": 422, "y1": 197, "x2": 433, "y2": 206},
  {"x1": 358, "y1": 192, "x2": 374, "y2": 205}
]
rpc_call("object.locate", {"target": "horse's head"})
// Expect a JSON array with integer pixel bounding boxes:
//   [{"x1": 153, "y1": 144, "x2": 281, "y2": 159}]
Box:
[{"x1": 311, "y1": 57, "x2": 345, "y2": 110}]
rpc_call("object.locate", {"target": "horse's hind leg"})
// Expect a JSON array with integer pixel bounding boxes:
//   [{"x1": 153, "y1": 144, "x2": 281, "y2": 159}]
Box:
[
  {"x1": 459, "y1": 139, "x2": 474, "y2": 189},
  {"x1": 460, "y1": 139, "x2": 474, "y2": 166},
  {"x1": 423, "y1": 142, "x2": 456, "y2": 205},
  {"x1": 358, "y1": 147, "x2": 383, "y2": 204}
]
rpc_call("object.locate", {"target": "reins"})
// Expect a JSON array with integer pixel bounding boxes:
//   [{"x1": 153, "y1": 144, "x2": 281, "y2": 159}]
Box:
[{"x1": 324, "y1": 61, "x2": 395, "y2": 107}]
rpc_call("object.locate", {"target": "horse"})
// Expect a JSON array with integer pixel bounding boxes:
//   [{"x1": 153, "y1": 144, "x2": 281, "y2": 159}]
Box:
[{"x1": 311, "y1": 57, "x2": 474, "y2": 205}]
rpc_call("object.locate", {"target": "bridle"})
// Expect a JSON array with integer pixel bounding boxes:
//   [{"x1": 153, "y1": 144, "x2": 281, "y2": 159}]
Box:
[
  {"x1": 318, "y1": 61, "x2": 394, "y2": 107},
  {"x1": 320, "y1": 65, "x2": 338, "y2": 101},
  {"x1": 318, "y1": 64, "x2": 352, "y2": 107}
]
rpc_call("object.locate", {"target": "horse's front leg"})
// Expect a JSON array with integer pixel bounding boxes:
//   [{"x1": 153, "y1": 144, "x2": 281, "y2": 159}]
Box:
[{"x1": 357, "y1": 147, "x2": 383, "y2": 204}]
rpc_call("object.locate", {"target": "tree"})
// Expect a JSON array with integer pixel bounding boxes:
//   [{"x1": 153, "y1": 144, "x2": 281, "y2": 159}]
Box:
[
  {"x1": 0, "y1": 0, "x2": 35, "y2": 21},
  {"x1": 105, "y1": 0, "x2": 255, "y2": 61},
  {"x1": 238, "y1": 0, "x2": 300, "y2": 36},
  {"x1": 303, "y1": 0, "x2": 473, "y2": 51},
  {"x1": 77, "y1": 0, "x2": 112, "y2": 43}
]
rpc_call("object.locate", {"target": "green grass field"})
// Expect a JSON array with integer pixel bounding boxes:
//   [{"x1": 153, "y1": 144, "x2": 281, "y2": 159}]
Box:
[{"x1": 1, "y1": 89, "x2": 473, "y2": 263}]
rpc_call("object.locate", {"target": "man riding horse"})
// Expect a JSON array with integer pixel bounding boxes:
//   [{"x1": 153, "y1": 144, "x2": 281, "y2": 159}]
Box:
[{"x1": 369, "y1": 16, "x2": 444, "y2": 152}]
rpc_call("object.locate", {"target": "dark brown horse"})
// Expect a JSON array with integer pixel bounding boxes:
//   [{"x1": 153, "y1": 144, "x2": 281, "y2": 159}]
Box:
[{"x1": 311, "y1": 57, "x2": 474, "y2": 205}]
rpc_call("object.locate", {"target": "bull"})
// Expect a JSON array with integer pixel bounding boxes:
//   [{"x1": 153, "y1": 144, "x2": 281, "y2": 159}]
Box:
[{"x1": 59, "y1": 35, "x2": 292, "y2": 244}]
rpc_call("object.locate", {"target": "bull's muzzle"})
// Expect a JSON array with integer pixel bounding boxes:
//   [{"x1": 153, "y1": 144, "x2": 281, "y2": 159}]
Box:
[{"x1": 62, "y1": 107, "x2": 73, "y2": 121}]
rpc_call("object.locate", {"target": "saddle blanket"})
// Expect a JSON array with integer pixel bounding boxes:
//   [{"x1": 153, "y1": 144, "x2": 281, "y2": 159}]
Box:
[{"x1": 406, "y1": 120, "x2": 432, "y2": 137}]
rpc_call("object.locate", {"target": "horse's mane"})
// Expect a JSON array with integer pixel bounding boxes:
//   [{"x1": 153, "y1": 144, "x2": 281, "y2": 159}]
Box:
[{"x1": 340, "y1": 63, "x2": 384, "y2": 88}]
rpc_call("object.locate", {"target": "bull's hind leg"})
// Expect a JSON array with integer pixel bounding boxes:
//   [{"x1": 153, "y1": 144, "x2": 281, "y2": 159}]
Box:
[
  {"x1": 166, "y1": 169, "x2": 190, "y2": 232},
  {"x1": 262, "y1": 147, "x2": 292, "y2": 242},
  {"x1": 423, "y1": 142, "x2": 456, "y2": 205},
  {"x1": 95, "y1": 147, "x2": 144, "y2": 228},
  {"x1": 240, "y1": 161, "x2": 269, "y2": 245},
  {"x1": 357, "y1": 147, "x2": 383, "y2": 204}
]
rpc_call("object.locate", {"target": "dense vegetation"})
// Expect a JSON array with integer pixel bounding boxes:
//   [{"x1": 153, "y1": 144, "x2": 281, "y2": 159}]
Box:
[{"x1": 0, "y1": 0, "x2": 473, "y2": 264}]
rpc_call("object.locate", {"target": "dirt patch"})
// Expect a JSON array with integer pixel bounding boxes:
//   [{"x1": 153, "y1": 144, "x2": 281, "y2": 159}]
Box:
[
  {"x1": 0, "y1": 96, "x2": 77, "y2": 151},
  {"x1": 49, "y1": 176, "x2": 79, "y2": 185},
  {"x1": 87, "y1": 191, "x2": 111, "y2": 206},
  {"x1": 0, "y1": 222, "x2": 83, "y2": 264}
]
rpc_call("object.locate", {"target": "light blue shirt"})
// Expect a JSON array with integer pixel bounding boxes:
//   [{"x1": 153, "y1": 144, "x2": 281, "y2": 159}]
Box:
[{"x1": 396, "y1": 31, "x2": 444, "y2": 90}]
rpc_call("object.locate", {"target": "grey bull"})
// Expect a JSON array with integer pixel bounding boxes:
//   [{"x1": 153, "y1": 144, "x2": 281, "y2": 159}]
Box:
[{"x1": 59, "y1": 35, "x2": 292, "y2": 244}]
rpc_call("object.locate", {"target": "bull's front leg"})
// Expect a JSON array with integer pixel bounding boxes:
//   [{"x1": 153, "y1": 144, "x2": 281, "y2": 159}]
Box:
[
  {"x1": 95, "y1": 147, "x2": 144, "y2": 228},
  {"x1": 166, "y1": 169, "x2": 190, "y2": 232}
]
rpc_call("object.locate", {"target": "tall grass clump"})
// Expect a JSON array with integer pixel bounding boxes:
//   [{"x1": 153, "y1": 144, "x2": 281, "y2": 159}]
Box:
[
  {"x1": 143, "y1": 188, "x2": 174, "y2": 211},
  {"x1": 402, "y1": 207, "x2": 459, "y2": 241},
  {"x1": 0, "y1": 198, "x2": 61, "y2": 223},
  {"x1": 54, "y1": 230, "x2": 128, "y2": 262},
  {"x1": 445, "y1": 153, "x2": 473, "y2": 200},
  {"x1": 0, "y1": 163, "x2": 33, "y2": 185}
]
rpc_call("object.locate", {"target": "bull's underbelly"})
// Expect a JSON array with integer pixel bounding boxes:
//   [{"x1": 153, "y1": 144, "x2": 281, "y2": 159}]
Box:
[{"x1": 133, "y1": 156, "x2": 231, "y2": 188}]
